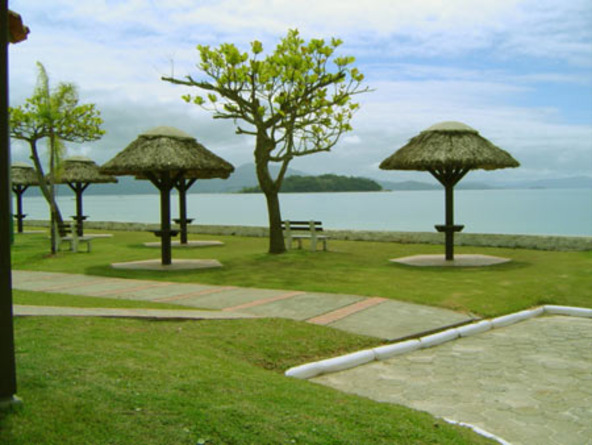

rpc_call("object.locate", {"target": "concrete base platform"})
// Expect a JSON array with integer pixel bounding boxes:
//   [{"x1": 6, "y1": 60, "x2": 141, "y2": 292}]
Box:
[
  {"x1": 143, "y1": 240, "x2": 224, "y2": 248},
  {"x1": 390, "y1": 254, "x2": 511, "y2": 267},
  {"x1": 111, "y1": 259, "x2": 222, "y2": 271}
]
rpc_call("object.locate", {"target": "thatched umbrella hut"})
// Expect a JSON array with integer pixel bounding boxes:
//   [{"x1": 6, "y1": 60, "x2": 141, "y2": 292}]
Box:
[
  {"x1": 50, "y1": 156, "x2": 117, "y2": 236},
  {"x1": 380, "y1": 121, "x2": 519, "y2": 261},
  {"x1": 10, "y1": 162, "x2": 38, "y2": 233},
  {"x1": 100, "y1": 126, "x2": 234, "y2": 265}
]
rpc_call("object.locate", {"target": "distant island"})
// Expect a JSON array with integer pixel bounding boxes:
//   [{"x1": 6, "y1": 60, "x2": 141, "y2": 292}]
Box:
[
  {"x1": 19, "y1": 161, "x2": 592, "y2": 196},
  {"x1": 241, "y1": 174, "x2": 383, "y2": 193}
]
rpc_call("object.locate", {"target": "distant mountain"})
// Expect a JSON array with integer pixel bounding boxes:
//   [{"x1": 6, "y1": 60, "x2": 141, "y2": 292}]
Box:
[
  {"x1": 18, "y1": 165, "x2": 592, "y2": 197},
  {"x1": 190, "y1": 163, "x2": 308, "y2": 193},
  {"x1": 378, "y1": 180, "x2": 439, "y2": 191},
  {"x1": 501, "y1": 176, "x2": 592, "y2": 190},
  {"x1": 457, "y1": 181, "x2": 496, "y2": 190},
  {"x1": 379, "y1": 176, "x2": 592, "y2": 191},
  {"x1": 21, "y1": 163, "x2": 308, "y2": 196}
]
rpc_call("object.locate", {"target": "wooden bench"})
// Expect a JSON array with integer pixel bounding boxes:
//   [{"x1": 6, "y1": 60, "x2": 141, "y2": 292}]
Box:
[
  {"x1": 282, "y1": 220, "x2": 329, "y2": 251},
  {"x1": 56, "y1": 222, "x2": 94, "y2": 253}
]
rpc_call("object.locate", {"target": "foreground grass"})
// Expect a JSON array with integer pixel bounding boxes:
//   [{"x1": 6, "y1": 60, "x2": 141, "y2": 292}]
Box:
[
  {"x1": 12, "y1": 229, "x2": 592, "y2": 317},
  {"x1": 1, "y1": 317, "x2": 492, "y2": 445}
]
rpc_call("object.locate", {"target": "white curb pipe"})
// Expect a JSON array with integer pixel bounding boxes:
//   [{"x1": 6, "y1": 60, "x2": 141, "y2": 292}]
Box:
[
  {"x1": 457, "y1": 320, "x2": 492, "y2": 337},
  {"x1": 544, "y1": 305, "x2": 592, "y2": 317},
  {"x1": 373, "y1": 339, "x2": 421, "y2": 360},
  {"x1": 285, "y1": 305, "x2": 591, "y2": 380},
  {"x1": 419, "y1": 328, "x2": 459, "y2": 348}
]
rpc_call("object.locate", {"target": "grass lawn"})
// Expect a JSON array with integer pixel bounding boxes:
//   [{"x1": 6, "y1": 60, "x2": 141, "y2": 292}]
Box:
[
  {"x1": 1, "y1": 317, "x2": 493, "y2": 445},
  {"x1": 11, "y1": 228, "x2": 592, "y2": 317},
  {"x1": 6, "y1": 228, "x2": 589, "y2": 443}
]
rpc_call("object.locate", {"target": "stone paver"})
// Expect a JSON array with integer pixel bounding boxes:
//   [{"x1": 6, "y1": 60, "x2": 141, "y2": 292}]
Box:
[{"x1": 312, "y1": 316, "x2": 592, "y2": 445}]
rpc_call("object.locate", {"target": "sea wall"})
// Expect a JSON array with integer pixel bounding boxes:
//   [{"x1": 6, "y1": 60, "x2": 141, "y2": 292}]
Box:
[{"x1": 25, "y1": 220, "x2": 592, "y2": 251}]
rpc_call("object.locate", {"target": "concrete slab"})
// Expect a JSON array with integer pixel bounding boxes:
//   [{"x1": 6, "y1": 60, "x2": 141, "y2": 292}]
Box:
[
  {"x1": 14, "y1": 304, "x2": 255, "y2": 320},
  {"x1": 103, "y1": 283, "x2": 221, "y2": 301},
  {"x1": 11, "y1": 269, "x2": 66, "y2": 284},
  {"x1": 143, "y1": 240, "x2": 224, "y2": 248},
  {"x1": 313, "y1": 316, "x2": 592, "y2": 445},
  {"x1": 391, "y1": 254, "x2": 510, "y2": 267},
  {"x1": 328, "y1": 300, "x2": 474, "y2": 340},
  {"x1": 54, "y1": 279, "x2": 172, "y2": 297},
  {"x1": 175, "y1": 288, "x2": 292, "y2": 310},
  {"x1": 111, "y1": 259, "x2": 222, "y2": 271},
  {"x1": 11, "y1": 272, "x2": 107, "y2": 292},
  {"x1": 240, "y1": 292, "x2": 364, "y2": 321}
]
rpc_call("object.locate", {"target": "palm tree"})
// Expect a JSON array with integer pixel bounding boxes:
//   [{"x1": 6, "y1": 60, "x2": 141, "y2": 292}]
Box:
[{"x1": 10, "y1": 62, "x2": 104, "y2": 253}]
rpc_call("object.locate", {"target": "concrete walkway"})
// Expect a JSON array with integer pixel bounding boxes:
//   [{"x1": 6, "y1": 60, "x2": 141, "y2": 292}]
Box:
[
  {"x1": 12, "y1": 270, "x2": 476, "y2": 340},
  {"x1": 313, "y1": 315, "x2": 592, "y2": 445}
]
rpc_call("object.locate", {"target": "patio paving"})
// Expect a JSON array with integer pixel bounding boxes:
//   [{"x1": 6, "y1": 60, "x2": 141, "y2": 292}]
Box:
[{"x1": 312, "y1": 315, "x2": 592, "y2": 445}]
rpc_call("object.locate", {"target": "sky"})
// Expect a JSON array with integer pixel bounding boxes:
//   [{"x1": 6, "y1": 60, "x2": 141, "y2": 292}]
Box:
[{"x1": 7, "y1": 0, "x2": 592, "y2": 184}]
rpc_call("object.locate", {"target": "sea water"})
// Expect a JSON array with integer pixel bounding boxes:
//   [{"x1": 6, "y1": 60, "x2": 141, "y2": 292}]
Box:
[{"x1": 16, "y1": 188, "x2": 592, "y2": 237}]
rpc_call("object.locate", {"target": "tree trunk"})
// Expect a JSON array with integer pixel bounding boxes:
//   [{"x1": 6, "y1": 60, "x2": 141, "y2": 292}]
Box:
[
  {"x1": 255, "y1": 132, "x2": 286, "y2": 254},
  {"x1": 264, "y1": 190, "x2": 286, "y2": 254},
  {"x1": 29, "y1": 139, "x2": 64, "y2": 254}
]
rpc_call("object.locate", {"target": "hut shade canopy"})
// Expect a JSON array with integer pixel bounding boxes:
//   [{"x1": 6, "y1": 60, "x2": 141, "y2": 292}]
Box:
[
  {"x1": 100, "y1": 126, "x2": 234, "y2": 179},
  {"x1": 379, "y1": 121, "x2": 519, "y2": 172},
  {"x1": 380, "y1": 121, "x2": 519, "y2": 261},
  {"x1": 52, "y1": 156, "x2": 118, "y2": 184},
  {"x1": 11, "y1": 162, "x2": 39, "y2": 186}
]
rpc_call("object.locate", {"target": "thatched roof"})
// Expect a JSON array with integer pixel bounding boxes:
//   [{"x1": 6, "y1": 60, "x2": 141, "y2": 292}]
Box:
[
  {"x1": 11, "y1": 162, "x2": 39, "y2": 186},
  {"x1": 380, "y1": 121, "x2": 520, "y2": 172},
  {"x1": 8, "y1": 10, "x2": 30, "y2": 44},
  {"x1": 100, "y1": 126, "x2": 234, "y2": 179},
  {"x1": 52, "y1": 156, "x2": 118, "y2": 184}
]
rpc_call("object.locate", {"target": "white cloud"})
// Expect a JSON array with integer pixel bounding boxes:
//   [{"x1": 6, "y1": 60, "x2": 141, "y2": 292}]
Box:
[{"x1": 7, "y1": 0, "x2": 592, "y2": 183}]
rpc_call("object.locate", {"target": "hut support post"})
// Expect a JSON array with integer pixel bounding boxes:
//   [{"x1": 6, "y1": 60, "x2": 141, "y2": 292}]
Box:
[
  {"x1": 160, "y1": 174, "x2": 172, "y2": 265},
  {"x1": 68, "y1": 182, "x2": 89, "y2": 237},
  {"x1": 176, "y1": 178, "x2": 196, "y2": 245},
  {"x1": 444, "y1": 184, "x2": 454, "y2": 260},
  {"x1": 11, "y1": 184, "x2": 27, "y2": 233},
  {"x1": 149, "y1": 171, "x2": 183, "y2": 266},
  {"x1": 0, "y1": 1, "x2": 19, "y2": 407},
  {"x1": 431, "y1": 168, "x2": 469, "y2": 261}
]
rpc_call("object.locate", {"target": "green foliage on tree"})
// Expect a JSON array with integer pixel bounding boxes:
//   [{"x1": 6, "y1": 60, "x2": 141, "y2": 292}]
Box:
[
  {"x1": 242, "y1": 174, "x2": 382, "y2": 193},
  {"x1": 10, "y1": 62, "x2": 104, "y2": 253},
  {"x1": 163, "y1": 29, "x2": 369, "y2": 253}
]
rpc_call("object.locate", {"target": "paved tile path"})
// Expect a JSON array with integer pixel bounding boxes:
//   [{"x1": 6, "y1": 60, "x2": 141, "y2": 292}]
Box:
[
  {"x1": 313, "y1": 315, "x2": 592, "y2": 445},
  {"x1": 11, "y1": 270, "x2": 475, "y2": 340}
]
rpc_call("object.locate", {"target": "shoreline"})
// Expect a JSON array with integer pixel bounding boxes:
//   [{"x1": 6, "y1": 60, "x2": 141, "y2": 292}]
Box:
[{"x1": 23, "y1": 220, "x2": 592, "y2": 251}]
